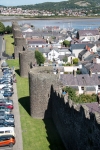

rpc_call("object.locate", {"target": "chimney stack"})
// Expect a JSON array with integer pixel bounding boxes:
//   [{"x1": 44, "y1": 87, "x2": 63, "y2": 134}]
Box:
[
  {"x1": 89, "y1": 69, "x2": 92, "y2": 77},
  {"x1": 73, "y1": 70, "x2": 76, "y2": 77}
]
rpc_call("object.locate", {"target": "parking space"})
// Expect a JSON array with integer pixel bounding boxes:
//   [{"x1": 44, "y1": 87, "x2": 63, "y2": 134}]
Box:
[
  {"x1": 0, "y1": 146, "x2": 12, "y2": 150},
  {"x1": 0, "y1": 67, "x2": 23, "y2": 150}
]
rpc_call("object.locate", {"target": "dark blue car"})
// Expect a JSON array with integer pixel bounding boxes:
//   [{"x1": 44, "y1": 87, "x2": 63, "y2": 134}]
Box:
[{"x1": 3, "y1": 92, "x2": 13, "y2": 97}]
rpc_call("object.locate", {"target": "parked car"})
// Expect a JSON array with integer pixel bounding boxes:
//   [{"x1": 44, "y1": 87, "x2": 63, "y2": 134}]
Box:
[
  {"x1": 0, "y1": 99, "x2": 13, "y2": 105},
  {"x1": 3, "y1": 74, "x2": 13, "y2": 78},
  {"x1": 0, "y1": 90, "x2": 14, "y2": 95},
  {"x1": 0, "y1": 111, "x2": 14, "y2": 118},
  {"x1": 2, "y1": 67, "x2": 11, "y2": 72},
  {"x1": 3, "y1": 92, "x2": 13, "y2": 97},
  {"x1": 2, "y1": 86, "x2": 13, "y2": 91},
  {"x1": 0, "y1": 134, "x2": 15, "y2": 147},
  {"x1": 0, "y1": 102, "x2": 13, "y2": 109},
  {"x1": 0, "y1": 81, "x2": 13, "y2": 85},
  {"x1": 3, "y1": 70, "x2": 13, "y2": 73},
  {"x1": 0, "y1": 115, "x2": 14, "y2": 122},
  {"x1": 4, "y1": 116, "x2": 14, "y2": 123},
  {"x1": 0, "y1": 120, "x2": 15, "y2": 127},
  {"x1": 5, "y1": 84, "x2": 13, "y2": 89},
  {"x1": 0, "y1": 107, "x2": 11, "y2": 114}
]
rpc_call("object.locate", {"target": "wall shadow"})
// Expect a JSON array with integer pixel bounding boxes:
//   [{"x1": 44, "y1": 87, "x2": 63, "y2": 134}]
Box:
[
  {"x1": 43, "y1": 118, "x2": 66, "y2": 150},
  {"x1": 43, "y1": 85, "x2": 66, "y2": 150},
  {"x1": 18, "y1": 96, "x2": 30, "y2": 115},
  {"x1": 11, "y1": 42, "x2": 14, "y2": 45},
  {"x1": 15, "y1": 69, "x2": 20, "y2": 76}
]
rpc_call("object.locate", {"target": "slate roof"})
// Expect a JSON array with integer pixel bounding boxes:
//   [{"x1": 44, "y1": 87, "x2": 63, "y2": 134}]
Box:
[
  {"x1": 79, "y1": 50, "x2": 87, "y2": 56},
  {"x1": 71, "y1": 43, "x2": 94, "y2": 50},
  {"x1": 78, "y1": 29, "x2": 100, "y2": 36},
  {"x1": 84, "y1": 63, "x2": 100, "y2": 73},
  {"x1": 60, "y1": 74, "x2": 100, "y2": 86}
]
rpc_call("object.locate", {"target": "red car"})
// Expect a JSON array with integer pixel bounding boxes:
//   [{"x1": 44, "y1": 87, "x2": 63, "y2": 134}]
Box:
[
  {"x1": 0, "y1": 103, "x2": 13, "y2": 109},
  {"x1": 5, "y1": 104, "x2": 13, "y2": 110}
]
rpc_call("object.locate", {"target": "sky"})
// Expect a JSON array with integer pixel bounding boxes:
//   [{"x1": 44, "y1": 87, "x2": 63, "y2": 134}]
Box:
[{"x1": 1, "y1": 0, "x2": 63, "y2": 6}]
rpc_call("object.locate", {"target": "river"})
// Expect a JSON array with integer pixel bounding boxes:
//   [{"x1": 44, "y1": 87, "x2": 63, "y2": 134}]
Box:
[{"x1": 2, "y1": 18, "x2": 100, "y2": 30}]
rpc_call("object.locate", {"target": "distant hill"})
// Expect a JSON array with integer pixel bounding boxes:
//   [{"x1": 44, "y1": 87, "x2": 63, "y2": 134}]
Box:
[{"x1": 14, "y1": 0, "x2": 100, "y2": 11}]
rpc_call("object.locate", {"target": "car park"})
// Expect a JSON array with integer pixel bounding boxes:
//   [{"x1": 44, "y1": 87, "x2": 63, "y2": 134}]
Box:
[{"x1": 0, "y1": 134, "x2": 15, "y2": 147}]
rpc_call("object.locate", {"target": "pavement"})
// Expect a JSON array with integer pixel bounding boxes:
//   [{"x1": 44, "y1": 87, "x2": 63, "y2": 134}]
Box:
[{"x1": 12, "y1": 82, "x2": 23, "y2": 150}]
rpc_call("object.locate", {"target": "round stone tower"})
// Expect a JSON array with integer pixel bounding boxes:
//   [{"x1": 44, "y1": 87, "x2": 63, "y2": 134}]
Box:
[
  {"x1": 29, "y1": 69, "x2": 60, "y2": 119},
  {"x1": 19, "y1": 50, "x2": 36, "y2": 77},
  {"x1": 13, "y1": 28, "x2": 22, "y2": 40},
  {"x1": 14, "y1": 37, "x2": 26, "y2": 46}
]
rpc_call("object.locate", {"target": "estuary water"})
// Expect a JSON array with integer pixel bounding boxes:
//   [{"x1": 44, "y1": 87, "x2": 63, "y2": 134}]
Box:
[{"x1": 2, "y1": 18, "x2": 100, "y2": 30}]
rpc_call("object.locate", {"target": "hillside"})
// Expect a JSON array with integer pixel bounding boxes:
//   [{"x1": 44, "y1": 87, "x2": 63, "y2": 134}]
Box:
[{"x1": 15, "y1": 0, "x2": 100, "y2": 11}]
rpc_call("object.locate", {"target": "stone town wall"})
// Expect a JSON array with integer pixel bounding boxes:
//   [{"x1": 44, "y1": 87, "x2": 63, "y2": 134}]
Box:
[
  {"x1": 12, "y1": 21, "x2": 27, "y2": 59},
  {"x1": 19, "y1": 51, "x2": 36, "y2": 77},
  {"x1": 28, "y1": 69, "x2": 100, "y2": 150}
]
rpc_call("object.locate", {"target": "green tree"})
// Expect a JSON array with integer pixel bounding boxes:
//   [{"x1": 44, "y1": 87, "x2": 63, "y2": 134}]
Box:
[
  {"x1": 63, "y1": 40, "x2": 70, "y2": 47},
  {"x1": 73, "y1": 58, "x2": 78, "y2": 65},
  {"x1": 35, "y1": 50, "x2": 45, "y2": 65},
  {"x1": 63, "y1": 55, "x2": 68, "y2": 63},
  {"x1": 5, "y1": 26, "x2": 12, "y2": 34},
  {"x1": 0, "y1": 22, "x2": 5, "y2": 34}
]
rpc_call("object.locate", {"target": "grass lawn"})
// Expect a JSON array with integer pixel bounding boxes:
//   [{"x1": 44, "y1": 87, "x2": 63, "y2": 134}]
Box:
[
  {"x1": 6, "y1": 33, "x2": 65, "y2": 150},
  {"x1": 4, "y1": 34, "x2": 14, "y2": 56}
]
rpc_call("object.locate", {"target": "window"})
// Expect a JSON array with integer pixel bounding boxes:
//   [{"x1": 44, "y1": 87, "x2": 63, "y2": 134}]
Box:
[
  {"x1": 98, "y1": 85, "x2": 100, "y2": 89},
  {"x1": 5, "y1": 131, "x2": 10, "y2": 133},
  {"x1": 0, "y1": 131, "x2": 4, "y2": 133},
  {"x1": 81, "y1": 87, "x2": 84, "y2": 90}
]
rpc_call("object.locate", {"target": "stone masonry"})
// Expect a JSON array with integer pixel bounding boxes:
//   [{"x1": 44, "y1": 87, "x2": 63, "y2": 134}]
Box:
[
  {"x1": 12, "y1": 21, "x2": 27, "y2": 59},
  {"x1": 28, "y1": 67, "x2": 100, "y2": 150},
  {"x1": 29, "y1": 67, "x2": 60, "y2": 118},
  {"x1": 19, "y1": 50, "x2": 36, "y2": 77}
]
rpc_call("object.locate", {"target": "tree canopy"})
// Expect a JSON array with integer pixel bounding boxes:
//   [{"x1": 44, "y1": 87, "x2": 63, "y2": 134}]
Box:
[
  {"x1": 63, "y1": 86, "x2": 96, "y2": 103},
  {"x1": 5, "y1": 26, "x2": 12, "y2": 34},
  {"x1": 35, "y1": 50, "x2": 45, "y2": 65},
  {"x1": 63, "y1": 55, "x2": 68, "y2": 63},
  {"x1": 73, "y1": 58, "x2": 78, "y2": 65},
  {"x1": 0, "y1": 22, "x2": 5, "y2": 34},
  {"x1": 63, "y1": 40, "x2": 70, "y2": 47}
]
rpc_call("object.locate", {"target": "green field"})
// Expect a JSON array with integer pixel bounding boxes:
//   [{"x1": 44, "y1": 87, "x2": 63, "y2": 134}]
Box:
[
  {"x1": 5, "y1": 34, "x2": 65, "y2": 150},
  {"x1": 4, "y1": 34, "x2": 14, "y2": 56}
]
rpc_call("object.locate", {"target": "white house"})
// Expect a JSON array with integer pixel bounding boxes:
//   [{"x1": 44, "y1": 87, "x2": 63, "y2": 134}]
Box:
[{"x1": 48, "y1": 49, "x2": 59, "y2": 61}]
